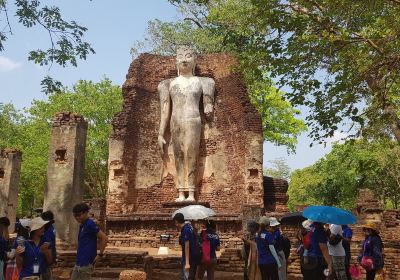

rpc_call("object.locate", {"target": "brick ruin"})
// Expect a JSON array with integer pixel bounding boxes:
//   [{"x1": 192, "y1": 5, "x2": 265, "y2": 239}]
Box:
[
  {"x1": 0, "y1": 149, "x2": 22, "y2": 233},
  {"x1": 43, "y1": 112, "x2": 88, "y2": 248},
  {"x1": 106, "y1": 53, "x2": 264, "y2": 247}
]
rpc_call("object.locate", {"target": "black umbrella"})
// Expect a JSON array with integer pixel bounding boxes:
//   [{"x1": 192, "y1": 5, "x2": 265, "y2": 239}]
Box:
[{"x1": 280, "y1": 212, "x2": 306, "y2": 224}]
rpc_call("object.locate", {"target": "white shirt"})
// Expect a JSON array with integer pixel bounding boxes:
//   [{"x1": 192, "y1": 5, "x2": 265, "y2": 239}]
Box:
[{"x1": 327, "y1": 224, "x2": 346, "y2": 256}]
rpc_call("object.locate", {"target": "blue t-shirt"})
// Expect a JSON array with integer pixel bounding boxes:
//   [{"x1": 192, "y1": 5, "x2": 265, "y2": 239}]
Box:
[
  {"x1": 76, "y1": 218, "x2": 99, "y2": 266},
  {"x1": 0, "y1": 236, "x2": 7, "y2": 261},
  {"x1": 40, "y1": 224, "x2": 57, "y2": 272},
  {"x1": 203, "y1": 229, "x2": 221, "y2": 259},
  {"x1": 19, "y1": 240, "x2": 47, "y2": 279},
  {"x1": 342, "y1": 226, "x2": 353, "y2": 239},
  {"x1": 179, "y1": 223, "x2": 198, "y2": 265},
  {"x1": 308, "y1": 227, "x2": 328, "y2": 258},
  {"x1": 273, "y1": 229, "x2": 283, "y2": 252},
  {"x1": 256, "y1": 230, "x2": 276, "y2": 265}
]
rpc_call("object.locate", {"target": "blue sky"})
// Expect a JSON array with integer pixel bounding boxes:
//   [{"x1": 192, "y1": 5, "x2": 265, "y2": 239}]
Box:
[{"x1": 0, "y1": 0, "x2": 336, "y2": 171}]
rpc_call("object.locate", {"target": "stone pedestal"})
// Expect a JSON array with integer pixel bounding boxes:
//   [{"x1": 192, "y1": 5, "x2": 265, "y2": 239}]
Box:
[
  {"x1": 43, "y1": 112, "x2": 87, "y2": 248},
  {"x1": 0, "y1": 149, "x2": 22, "y2": 232}
]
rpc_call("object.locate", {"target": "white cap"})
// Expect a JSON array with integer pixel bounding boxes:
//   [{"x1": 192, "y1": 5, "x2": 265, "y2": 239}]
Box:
[
  {"x1": 302, "y1": 219, "x2": 313, "y2": 229},
  {"x1": 269, "y1": 217, "x2": 281, "y2": 227},
  {"x1": 30, "y1": 217, "x2": 49, "y2": 232},
  {"x1": 19, "y1": 219, "x2": 32, "y2": 228}
]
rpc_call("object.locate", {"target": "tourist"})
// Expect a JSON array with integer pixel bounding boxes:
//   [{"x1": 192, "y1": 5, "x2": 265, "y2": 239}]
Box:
[
  {"x1": 342, "y1": 225, "x2": 352, "y2": 280},
  {"x1": 0, "y1": 217, "x2": 11, "y2": 280},
  {"x1": 242, "y1": 220, "x2": 261, "y2": 280},
  {"x1": 40, "y1": 211, "x2": 56, "y2": 280},
  {"x1": 197, "y1": 220, "x2": 220, "y2": 280},
  {"x1": 71, "y1": 203, "x2": 107, "y2": 280},
  {"x1": 327, "y1": 224, "x2": 347, "y2": 280},
  {"x1": 297, "y1": 219, "x2": 312, "y2": 279},
  {"x1": 173, "y1": 213, "x2": 198, "y2": 280},
  {"x1": 15, "y1": 217, "x2": 53, "y2": 280},
  {"x1": 269, "y1": 217, "x2": 286, "y2": 280},
  {"x1": 358, "y1": 222, "x2": 384, "y2": 280},
  {"x1": 302, "y1": 222, "x2": 332, "y2": 280},
  {"x1": 256, "y1": 216, "x2": 281, "y2": 280}
]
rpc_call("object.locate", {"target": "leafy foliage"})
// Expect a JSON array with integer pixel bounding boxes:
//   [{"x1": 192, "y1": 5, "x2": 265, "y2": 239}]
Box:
[
  {"x1": 264, "y1": 157, "x2": 291, "y2": 181},
  {"x1": 288, "y1": 139, "x2": 400, "y2": 210},
  {"x1": 162, "y1": 0, "x2": 400, "y2": 143},
  {"x1": 0, "y1": 79, "x2": 122, "y2": 216},
  {"x1": 0, "y1": 0, "x2": 94, "y2": 93}
]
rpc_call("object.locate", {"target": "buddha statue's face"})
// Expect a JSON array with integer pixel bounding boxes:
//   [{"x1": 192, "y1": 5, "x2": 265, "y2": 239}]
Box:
[{"x1": 176, "y1": 46, "x2": 196, "y2": 75}]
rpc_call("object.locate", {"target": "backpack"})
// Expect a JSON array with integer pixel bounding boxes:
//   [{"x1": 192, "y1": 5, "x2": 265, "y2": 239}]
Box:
[
  {"x1": 303, "y1": 231, "x2": 313, "y2": 250},
  {"x1": 329, "y1": 234, "x2": 343, "y2": 246},
  {"x1": 201, "y1": 230, "x2": 211, "y2": 264},
  {"x1": 282, "y1": 235, "x2": 291, "y2": 260}
]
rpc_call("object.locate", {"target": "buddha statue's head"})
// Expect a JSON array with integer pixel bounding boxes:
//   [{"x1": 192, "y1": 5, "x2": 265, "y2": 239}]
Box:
[{"x1": 176, "y1": 45, "x2": 197, "y2": 75}]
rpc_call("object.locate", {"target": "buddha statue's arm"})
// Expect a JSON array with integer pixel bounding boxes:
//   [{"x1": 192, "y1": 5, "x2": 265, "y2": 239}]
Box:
[
  {"x1": 201, "y1": 77, "x2": 215, "y2": 117},
  {"x1": 158, "y1": 79, "x2": 171, "y2": 155}
]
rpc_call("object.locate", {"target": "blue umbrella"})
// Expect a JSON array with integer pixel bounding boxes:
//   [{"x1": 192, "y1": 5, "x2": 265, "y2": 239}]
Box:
[{"x1": 302, "y1": 205, "x2": 357, "y2": 225}]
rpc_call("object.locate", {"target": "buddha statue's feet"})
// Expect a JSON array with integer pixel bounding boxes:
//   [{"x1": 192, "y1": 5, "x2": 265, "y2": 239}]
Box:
[
  {"x1": 175, "y1": 192, "x2": 186, "y2": 202},
  {"x1": 186, "y1": 191, "x2": 195, "y2": 202}
]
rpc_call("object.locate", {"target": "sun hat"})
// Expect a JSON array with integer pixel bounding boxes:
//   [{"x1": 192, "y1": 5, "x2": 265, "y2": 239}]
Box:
[
  {"x1": 269, "y1": 217, "x2": 281, "y2": 227},
  {"x1": 362, "y1": 221, "x2": 379, "y2": 233},
  {"x1": 30, "y1": 217, "x2": 49, "y2": 232},
  {"x1": 302, "y1": 219, "x2": 313, "y2": 230},
  {"x1": 19, "y1": 219, "x2": 32, "y2": 229},
  {"x1": 258, "y1": 216, "x2": 270, "y2": 225}
]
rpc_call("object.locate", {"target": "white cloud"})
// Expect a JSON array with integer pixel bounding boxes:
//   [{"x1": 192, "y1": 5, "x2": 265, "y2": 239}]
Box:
[
  {"x1": 0, "y1": 56, "x2": 22, "y2": 72},
  {"x1": 326, "y1": 131, "x2": 348, "y2": 145}
]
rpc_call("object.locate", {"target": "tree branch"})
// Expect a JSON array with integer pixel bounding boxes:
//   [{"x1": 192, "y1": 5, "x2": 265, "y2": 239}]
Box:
[{"x1": 184, "y1": 17, "x2": 203, "y2": 28}]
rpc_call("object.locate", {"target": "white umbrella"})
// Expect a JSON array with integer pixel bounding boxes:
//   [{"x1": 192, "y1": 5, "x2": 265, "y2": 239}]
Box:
[{"x1": 172, "y1": 205, "x2": 216, "y2": 220}]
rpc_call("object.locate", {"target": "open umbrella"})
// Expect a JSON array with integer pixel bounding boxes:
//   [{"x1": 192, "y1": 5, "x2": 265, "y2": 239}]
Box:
[
  {"x1": 302, "y1": 205, "x2": 357, "y2": 225},
  {"x1": 172, "y1": 205, "x2": 216, "y2": 220},
  {"x1": 280, "y1": 212, "x2": 306, "y2": 224}
]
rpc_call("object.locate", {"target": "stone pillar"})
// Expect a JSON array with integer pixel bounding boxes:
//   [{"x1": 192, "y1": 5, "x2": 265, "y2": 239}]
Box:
[
  {"x1": 0, "y1": 149, "x2": 22, "y2": 233},
  {"x1": 43, "y1": 112, "x2": 87, "y2": 248}
]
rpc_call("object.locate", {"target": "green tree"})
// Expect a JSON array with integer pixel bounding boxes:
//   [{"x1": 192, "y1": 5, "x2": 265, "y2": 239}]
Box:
[
  {"x1": 0, "y1": 0, "x2": 94, "y2": 92},
  {"x1": 289, "y1": 140, "x2": 400, "y2": 210},
  {"x1": 0, "y1": 79, "x2": 122, "y2": 215},
  {"x1": 133, "y1": 11, "x2": 306, "y2": 151},
  {"x1": 162, "y1": 0, "x2": 400, "y2": 144},
  {"x1": 264, "y1": 157, "x2": 291, "y2": 181}
]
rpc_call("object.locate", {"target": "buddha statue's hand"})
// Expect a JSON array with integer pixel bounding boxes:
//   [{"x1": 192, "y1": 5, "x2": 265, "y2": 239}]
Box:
[
  {"x1": 204, "y1": 104, "x2": 213, "y2": 119},
  {"x1": 158, "y1": 134, "x2": 166, "y2": 157}
]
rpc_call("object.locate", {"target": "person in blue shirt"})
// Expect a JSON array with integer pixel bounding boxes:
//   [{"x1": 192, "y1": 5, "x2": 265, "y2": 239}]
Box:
[
  {"x1": 40, "y1": 211, "x2": 56, "y2": 280},
  {"x1": 303, "y1": 222, "x2": 332, "y2": 280},
  {"x1": 71, "y1": 203, "x2": 107, "y2": 280},
  {"x1": 197, "y1": 220, "x2": 220, "y2": 280},
  {"x1": 256, "y1": 216, "x2": 281, "y2": 280},
  {"x1": 269, "y1": 217, "x2": 287, "y2": 280},
  {"x1": 16, "y1": 217, "x2": 53, "y2": 280},
  {"x1": 342, "y1": 225, "x2": 353, "y2": 280},
  {"x1": 173, "y1": 213, "x2": 198, "y2": 280}
]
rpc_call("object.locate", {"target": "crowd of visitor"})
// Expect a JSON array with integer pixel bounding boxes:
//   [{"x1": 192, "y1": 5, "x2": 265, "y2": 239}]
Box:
[{"x1": 0, "y1": 204, "x2": 385, "y2": 280}]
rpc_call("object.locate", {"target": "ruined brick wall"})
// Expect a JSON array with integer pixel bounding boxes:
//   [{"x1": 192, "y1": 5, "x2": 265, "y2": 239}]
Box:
[
  {"x1": 263, "y1": 176, "x2": 289, "y2": 212},
  {"x1": 0, "y1": 149, "x2": 22, "y2": 233},
  {"x1": 106, "y1": 53, "x2": 263, "y2": 217}
]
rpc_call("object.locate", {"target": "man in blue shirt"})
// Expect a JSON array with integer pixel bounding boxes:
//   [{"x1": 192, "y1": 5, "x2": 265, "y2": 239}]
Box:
[
  {"x1": 256, "y1": 216, "x2": 281, "y2": 280},
  {"x1": 304, "y1": 222, "x2": 332, "y2": 280},
  {"x1": 40, "y1": 211, "x2": 56, "y2": 280},
  {"x1": 173, "y1": 213, "x2": 198, "y2": 280},
  {"x1": 71, "y1": 203, "x2": 107, "y2": 280}
]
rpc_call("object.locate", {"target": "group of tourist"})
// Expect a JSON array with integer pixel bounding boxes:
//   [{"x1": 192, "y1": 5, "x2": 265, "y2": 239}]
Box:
[
  {"x1": 0, "y1": 203, "x2": 106, "y2": 280},
  {"x1": 0, "y1": 204, "x2": 386, "y2": 280},
  {"x1": 296, "y1": 220, "x2": 384, "y2": 280}
]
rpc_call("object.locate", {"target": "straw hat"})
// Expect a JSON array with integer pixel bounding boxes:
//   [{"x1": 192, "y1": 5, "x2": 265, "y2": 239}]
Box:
[
  {"x1": 30, "y1": 217, "x2": 49, "y2": 232},
  {"x1": 362, "y1": 221, "x2": 379, "y2": 233},
  {"x1": 258, "y1": 216, "x2": 270, "y2": 225},
  {"x1": 269, "y1": 217, "x2": 281, "y2": 227}
]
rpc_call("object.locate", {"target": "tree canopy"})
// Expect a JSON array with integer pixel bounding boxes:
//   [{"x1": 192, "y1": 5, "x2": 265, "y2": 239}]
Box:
[
  {"x1": 0, "y1": 79, "x2": 122, "y2": 215},
  {"x1": 288, "y1": 139, "x2": 400, "y2": 210},
  {"x1": 148, "y1": 0, "x2": 400, "y2": 144}
]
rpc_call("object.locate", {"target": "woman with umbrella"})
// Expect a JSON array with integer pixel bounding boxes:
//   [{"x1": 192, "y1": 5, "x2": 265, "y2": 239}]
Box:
[{"x1": 357, "y1": 222, "x2": 384, "y2": 280}]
